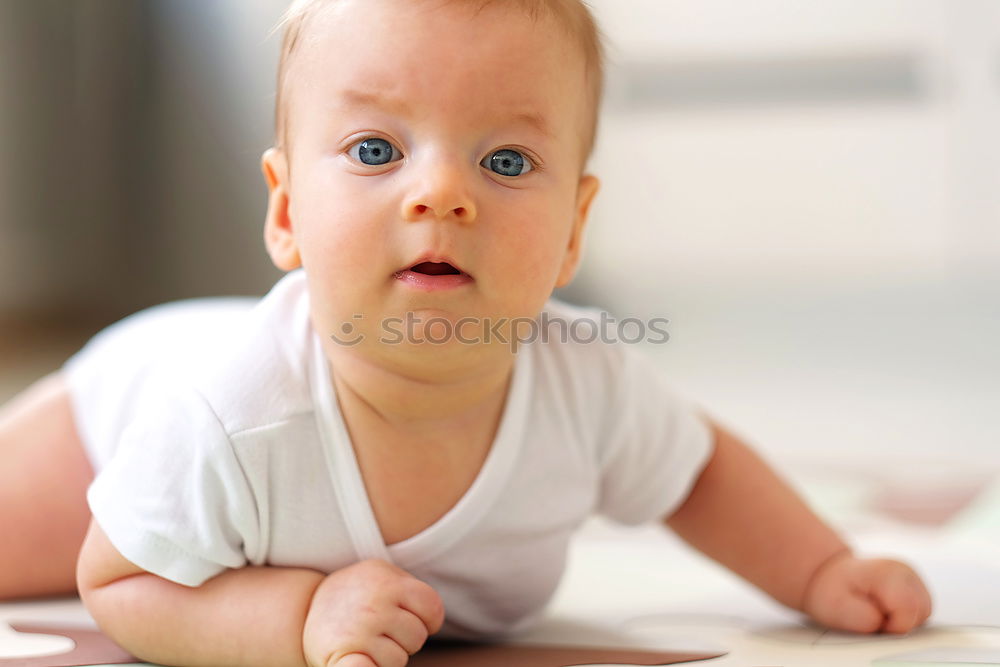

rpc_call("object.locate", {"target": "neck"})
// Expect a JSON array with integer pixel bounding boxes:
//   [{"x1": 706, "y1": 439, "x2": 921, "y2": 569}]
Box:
[{"x1": 323, "y1": 339, "x2": 516, "y2": 437}]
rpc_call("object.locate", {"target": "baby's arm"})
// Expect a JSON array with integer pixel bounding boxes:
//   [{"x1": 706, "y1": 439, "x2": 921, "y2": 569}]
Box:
[
  {"x1": 77, "y1": 518, "x2": 325, "y2": 667},
  {"x1": 77, "y1": 519, "x2": 444, "y2": 667},
  {"x1": 665, "y1": 419, "x2": 932, "y2": 634}
]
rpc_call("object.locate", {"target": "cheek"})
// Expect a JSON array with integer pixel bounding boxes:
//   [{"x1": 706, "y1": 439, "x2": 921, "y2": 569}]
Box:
[
  {"x1": 293, "y1": 169, "x2": 394, "y2": 277},
  {"x1": 486, "y1": 197, "x2": 574, "y2": 284},
  {"x1": 513, "y1": 228, "x2": 564, "y2": 276},
  {"x1": 524, "y1": 194, "x2": 576, "y2": 259}
]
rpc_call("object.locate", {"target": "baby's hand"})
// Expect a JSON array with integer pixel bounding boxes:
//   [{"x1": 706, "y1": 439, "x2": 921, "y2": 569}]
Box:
[
  {"x1": 302, "y1": 559, "x2": 445, "y2": 667},
  {"x1": 802, "y1": 552, "x2": 933, "y2": 634}
]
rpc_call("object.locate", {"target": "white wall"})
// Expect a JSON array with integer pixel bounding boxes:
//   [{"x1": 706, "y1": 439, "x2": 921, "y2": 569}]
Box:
[{"x1": 580, "y1": 0, "x2": 999, "y2": 288}]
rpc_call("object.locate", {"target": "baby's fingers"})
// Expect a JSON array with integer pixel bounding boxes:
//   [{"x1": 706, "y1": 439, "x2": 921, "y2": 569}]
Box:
[
  {"x1": 397, "y1": 578, "x2": 446, "y2": 636},
  {"x1": 333, "y1": 654, "x2": 376, "y2": 667},
  {"x1": 333, "y1": 636, "x2": 407, "y2": 667},
  {"x1": 386, "y1": 607, "x2": 434, "y2": 656},
  {"x1": 821, "y1": 589, "x2": 885, "y2": 634},
  {"x1": 870, "y1": 565, "x2": 933, "y2": 634}
]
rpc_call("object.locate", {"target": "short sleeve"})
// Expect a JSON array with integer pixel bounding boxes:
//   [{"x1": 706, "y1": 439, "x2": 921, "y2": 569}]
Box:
[
  {"x1": 595, "y1": 343, "x2": 715, "y2": 525},
  {"x1": 86, "y1": 378, "x2": 259, "y2": 587}
]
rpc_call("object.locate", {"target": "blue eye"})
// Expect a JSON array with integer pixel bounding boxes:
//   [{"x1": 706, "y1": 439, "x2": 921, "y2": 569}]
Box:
[
  {"x1": 482, "y1": 149, "x2": 534, "y2": 177},
  {"x1": 348, "y1": 137, "x2": 402, "y2": 166}
]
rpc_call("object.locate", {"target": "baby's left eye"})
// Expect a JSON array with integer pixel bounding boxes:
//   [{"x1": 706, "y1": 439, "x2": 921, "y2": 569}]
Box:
[{"x1": 481, "y1": 149, "x2": 534, "y2": 177}]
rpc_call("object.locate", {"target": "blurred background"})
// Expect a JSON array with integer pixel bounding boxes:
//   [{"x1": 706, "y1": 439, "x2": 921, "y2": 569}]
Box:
[{"x1": 1, "y1": 0, "x2": 997, "y2": 515}]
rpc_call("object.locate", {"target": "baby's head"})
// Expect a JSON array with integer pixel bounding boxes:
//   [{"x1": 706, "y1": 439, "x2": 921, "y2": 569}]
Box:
[{"x1": 261, "y1": 0, "x2": 605, "y2": 371}]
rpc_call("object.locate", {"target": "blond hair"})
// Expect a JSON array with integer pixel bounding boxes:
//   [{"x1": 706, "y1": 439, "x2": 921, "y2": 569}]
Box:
[{"x1": 271, "y1": 0, "x2": 605, "y2": 166}]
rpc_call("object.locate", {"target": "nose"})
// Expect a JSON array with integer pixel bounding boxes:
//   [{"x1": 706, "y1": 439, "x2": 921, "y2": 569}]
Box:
[{"x1": 401, "y1": 154, "x2": 477, "y2": 224}]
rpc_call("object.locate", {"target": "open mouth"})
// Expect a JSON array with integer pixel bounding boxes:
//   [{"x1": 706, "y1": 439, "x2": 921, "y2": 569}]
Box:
[
  {"x1": 394, "y1": 258, "x2": 473, "y2": 291},
  {"x1": 409, "y1": 261, "x2": 462, "y2": 276}
]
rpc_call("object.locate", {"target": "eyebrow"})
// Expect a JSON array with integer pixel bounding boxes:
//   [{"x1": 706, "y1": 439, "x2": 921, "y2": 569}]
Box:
[
  {"x1": 339, "y1": 89, "x2": 413, "y2": 116},
  {"x1": 337, "y1": 89, "x2": 554, "y2": 139}
]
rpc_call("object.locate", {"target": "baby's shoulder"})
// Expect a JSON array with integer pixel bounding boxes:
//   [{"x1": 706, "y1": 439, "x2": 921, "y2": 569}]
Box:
[
  {"x1": 527, "y1": 297, "x2": 644, "y2": 412},
  {"x1": 184, "y1": 271, "x2": 316, "y2": 435}
]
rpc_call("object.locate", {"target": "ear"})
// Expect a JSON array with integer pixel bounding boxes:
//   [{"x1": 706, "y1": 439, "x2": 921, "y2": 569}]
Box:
[
  {"x1": 262, "y1": 147, "x2": 302, "y2": 271},
  {"x1": 555, "y1": 173, "x2": 600, "y2": 288}
]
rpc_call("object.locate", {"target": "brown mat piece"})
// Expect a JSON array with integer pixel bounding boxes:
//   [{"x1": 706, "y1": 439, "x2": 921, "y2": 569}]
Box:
[
  {"x1": 412, "y1": 639, "x2": 725, "y2": 666},
  {"x1": 2, "y1": 622, "x2": 726, "y2": 666}
]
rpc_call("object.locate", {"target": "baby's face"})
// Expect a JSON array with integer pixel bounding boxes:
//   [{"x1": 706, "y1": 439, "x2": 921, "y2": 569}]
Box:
[{"x1": 264, "y1": 0, "x2": 599, "y2": 357}]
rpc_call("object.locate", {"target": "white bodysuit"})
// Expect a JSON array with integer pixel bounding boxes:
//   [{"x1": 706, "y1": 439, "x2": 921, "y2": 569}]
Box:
[{"x1": 63, "y1": 269, "x2": 713, "y2": 640}]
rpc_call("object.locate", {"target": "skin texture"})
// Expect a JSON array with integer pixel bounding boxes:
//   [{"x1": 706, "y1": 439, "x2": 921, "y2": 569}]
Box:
[
  {"x1": 78, "y1": 517, "x2": 327, "y2": 667},
  {"x1": 666, "y1": 421, "x2": 933, "y2": 635},
  {"x1": 0, "y1": 373, "x2": 94, "y2": 601},
  {"x1": 303, "y1": 559, "x2": 445, "y2": 667},
  {"x1": 263, "y1": 0, "x2": 600, "y2": 436},
  {"x1": 801, "y1": 551, "x2": 933, "y2": 634}
]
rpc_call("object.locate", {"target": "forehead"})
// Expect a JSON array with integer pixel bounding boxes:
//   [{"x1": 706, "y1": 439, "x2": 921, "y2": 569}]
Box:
[{"x1": 288, "y1": 0, "x2": 587, "y2": 147}]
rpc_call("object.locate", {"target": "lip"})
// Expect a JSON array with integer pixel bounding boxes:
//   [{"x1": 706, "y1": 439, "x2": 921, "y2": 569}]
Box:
[
  {"x1": 399, "y1": 253, "x2": 471, "y2": 278},
  {"x1": 393, "y1": 253, "x2": 474, "y2": 292},
  {"x1": 393, "y1": 270, "x2": 474, "y2": 291}
]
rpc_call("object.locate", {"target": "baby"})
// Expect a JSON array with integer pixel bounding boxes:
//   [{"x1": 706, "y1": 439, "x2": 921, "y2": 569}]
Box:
[{"x1": 0, "y1": 0, "x2": 932, "y2": 666}]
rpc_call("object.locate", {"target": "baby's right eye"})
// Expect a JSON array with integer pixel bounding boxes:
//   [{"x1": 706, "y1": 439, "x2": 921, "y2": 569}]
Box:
[{"x1": 347, "y1": 137, "x2": 403, "y2": 166}]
